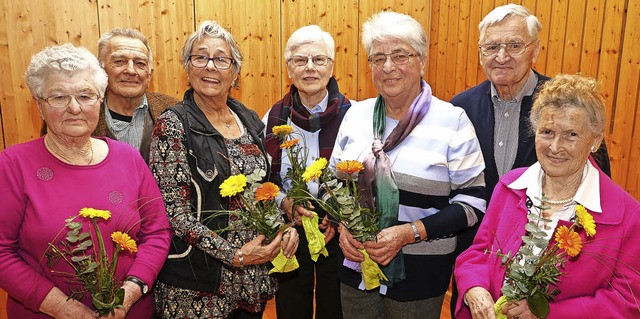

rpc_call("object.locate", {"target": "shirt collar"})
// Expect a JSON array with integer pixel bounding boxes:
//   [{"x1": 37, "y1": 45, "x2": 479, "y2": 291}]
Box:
[
  {"x1": 104, "y1": 93, "x2": 149, "y2": 112},
  {"x1": 301, "y1": 89, "x2": 328, "y2": 114},
  {"x1": 508, "y1": 160, "x2": 602, "y2": 213},
  {"x1": 490, "y1": 69, "x2": 538, "y2": 103}
]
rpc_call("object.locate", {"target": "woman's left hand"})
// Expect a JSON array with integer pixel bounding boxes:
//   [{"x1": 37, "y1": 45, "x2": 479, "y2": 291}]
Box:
[
  {"x1": 280, "y1": 226, "x2": 299, "y2": 258},
  {"x1": 501, "y1": 299, "x2": 539, "y2": 319},
  {"x1": 318, "y1": 215, "x2": 336, "y2": 244},
  {"x1": 363, "y1": 224, "x2": 412, "y2": 266},
  {"x1": 100, "y1": 282, "x2": 141, "y2": 319}
]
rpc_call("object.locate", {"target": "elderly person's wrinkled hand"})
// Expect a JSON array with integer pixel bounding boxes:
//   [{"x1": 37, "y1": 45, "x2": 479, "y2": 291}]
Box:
[
  {"x1": 281, "y1": 197, "x2": 315, "y2": 226},
  {"x1": 279, "y1": 226, "x2": 300, "y2": 258},
  {"x1": 40, "y1": 287, "x2": 99, "y2": 319},
  {"x1": 98, "y1": 281, "x2": 143, "y2": 319},
  {"x1": 501, "y1": 299, "x2": 539, "y2": 319},
  {"x1": 239, "y1": 235, "x2": 282, "y2": 265},
  {"x1": 363, "y1": 224, "x2": 411, "y2": 266},
  {"x1": 464, "y1": 286, "x2": 497, "y2": 319},
  {"x1": 319, "y1": 215, "x2": 336, "y2": 244},
  {"x1": 338, "y1": 224, "x2": 365, "y2": 262}
]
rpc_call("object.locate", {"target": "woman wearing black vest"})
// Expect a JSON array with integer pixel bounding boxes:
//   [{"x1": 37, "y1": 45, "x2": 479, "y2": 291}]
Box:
[{"x1": 149, "y1": 21, "x2": 299, "y2": 319}]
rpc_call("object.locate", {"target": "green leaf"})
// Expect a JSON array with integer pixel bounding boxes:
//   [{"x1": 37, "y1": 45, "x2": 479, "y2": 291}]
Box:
[{"x1": 527, "y1": 291, "x2": 550, "y2": 318}]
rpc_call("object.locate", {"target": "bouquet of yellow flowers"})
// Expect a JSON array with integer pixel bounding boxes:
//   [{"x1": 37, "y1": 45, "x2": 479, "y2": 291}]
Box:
[
  {"x1": 494, "y1": 203, "x2": 596, "y2": 318},
  {"x1": 219, "y1": 169, "x2": 299, "y2": 273},
  {"x1": 46, "y1": 208, "x2": 138, "y2": 316},
  {"x1": 310, "y1": 159, "x2": 388, "y2": 289},
  {"x1": 271, "y1": 124, "x2": 329, "y2": 262}
]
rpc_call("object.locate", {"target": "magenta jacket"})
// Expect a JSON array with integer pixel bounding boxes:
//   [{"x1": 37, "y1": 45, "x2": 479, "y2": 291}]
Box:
[{"x1": 454, "y1": 163, "x2": 640, "y2": 318}]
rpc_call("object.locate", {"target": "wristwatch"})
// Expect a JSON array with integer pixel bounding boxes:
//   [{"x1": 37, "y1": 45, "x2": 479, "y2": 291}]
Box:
[
  {"x1": 125, "y1": 276, "x2": 149, "y2": 295},
  {"x1": 410, "y1": 222, "x2": 421, "y2": 243}
]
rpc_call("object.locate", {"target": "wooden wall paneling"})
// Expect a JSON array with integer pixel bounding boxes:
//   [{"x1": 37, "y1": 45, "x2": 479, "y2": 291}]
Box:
[
  {"x1": 279, "y1": 0, "x2": 359, "y2": 105},
  {"x1": 97, "y1": 0, "x2": 194, "y2": 99},
  {"x1": 533, "y1": 0, "x2": 552, "y2": 74},
  {"x1": 195, "y1": 0, "x2": 281, "y2": 117},
  {"x1": 580, "y1": 0, "x2": 606, "y2": 77},
  {"x1": 434, "y1": 0, "x2": 450, "y2": 98},
  {"x1": 444, "y1": 0, "x2": 460, "y2": 100},
  {"x1": 0, "y1": 0, "x2": 100, "y2": 147},
  {"x1": 427, "y1": 0, "x2": 440, "y2": 88},
  {"x1": 463, "y1": 0, "x2": 483, "y2": 90},
  {"x1": 597, "y1": 0, "x2": 626, "y2": 177},
  {"x1": 562, "y1": 0, "x2": 586, "y2": 74},
  {"x1": 453, "y1": 0, "x2": 470, "y2": 98},
  {"x1": 609, "y1": 0, "x2": 640, "y2": 192},
  {"x1": 0, "y1": 0, "x2": 10, "y2": 151},
  {"x1": 357, "y1": 1, "x2": 431, "y2": 100},
  {"x1": 543, "y1": 0, "x2": 569, "y2": 77}
]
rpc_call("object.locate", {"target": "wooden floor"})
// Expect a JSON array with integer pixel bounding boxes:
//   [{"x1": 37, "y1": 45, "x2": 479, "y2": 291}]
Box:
[{"x1": 0, "y1": 285, "x2": 452, "y2": 319}]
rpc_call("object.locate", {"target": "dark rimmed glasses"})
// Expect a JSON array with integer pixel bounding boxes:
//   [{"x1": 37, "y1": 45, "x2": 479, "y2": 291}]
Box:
[{"x1": 189, "y1": 55, "x2": 235, "y2": 70}]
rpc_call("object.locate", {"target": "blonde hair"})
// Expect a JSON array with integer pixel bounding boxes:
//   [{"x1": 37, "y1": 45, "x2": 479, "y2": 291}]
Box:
[{"x1": 530, "y1": 74, "x2": 606, "y2": 136}]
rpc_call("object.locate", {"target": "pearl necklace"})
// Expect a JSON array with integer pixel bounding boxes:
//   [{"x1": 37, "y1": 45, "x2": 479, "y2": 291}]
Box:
[
  {"x1": 45, "y1": 136, "x2": 94, "y2": 165},
  {"x1": 543, "y1": 197, "x2": 574, "y2": 205}
]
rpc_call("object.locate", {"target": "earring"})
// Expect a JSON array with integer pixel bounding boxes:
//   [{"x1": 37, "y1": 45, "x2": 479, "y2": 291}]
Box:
[{"x1": 590, "y1": 145, "x2": 597, "y2": 153}]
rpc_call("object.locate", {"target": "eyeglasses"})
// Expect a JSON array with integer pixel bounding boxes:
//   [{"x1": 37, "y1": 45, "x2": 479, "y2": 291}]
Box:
[
  {"x1": 287, "y1": 55, "x2": 332, "y2": 67},
  {"x1": 40, "y1": 92, "x2": 100, "y2": 108},
  {"x1": 368, "y1": 50, "x2": 419, "y2": 66},
  {"x1": 479, "y1": 41, "x2": 536, "y2": 56},
  {"x1": 189, "y1": 55, "x2": 235, "y2": 70}
]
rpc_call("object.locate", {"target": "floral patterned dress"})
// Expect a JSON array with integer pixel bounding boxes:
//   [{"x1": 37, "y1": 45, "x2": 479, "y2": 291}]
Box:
[{"x1": 151, "y1": 110, "x2": 276, "y2": 319}]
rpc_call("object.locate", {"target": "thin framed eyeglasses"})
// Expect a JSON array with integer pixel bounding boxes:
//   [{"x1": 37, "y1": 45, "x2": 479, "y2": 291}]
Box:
[
  {"x1": 189, "y1": 55, "x2": 235, "y2": 70},
  {"x1": 40, "y1": 92, "x2": 100, "y2": 108},
  {"x1": 287, "y1": 54, "x2": 332, "y2": 67},
  {"x1": 479, "y1": 40, "x2": 537, "y2": 56},
  {"x1": 368, "y1": 50, "x2": 419, "y2": 66}
]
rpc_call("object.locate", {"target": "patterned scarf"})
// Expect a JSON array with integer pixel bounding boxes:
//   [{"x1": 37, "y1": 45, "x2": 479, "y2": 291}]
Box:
[
  {"x1": 265, "y1": 77, "x2": 351, "y2": 186},
  {"x1": 359, "y1": 80, "x2": 432, "y2": 285}
]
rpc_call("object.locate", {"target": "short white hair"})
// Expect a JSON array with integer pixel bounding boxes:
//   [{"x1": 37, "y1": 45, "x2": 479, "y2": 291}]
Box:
[
  {"x1": 284, "y1": 25, "x2": 335, "y2": 61},
  {"x1": 361, "y1": 11, "x2": 427, "y2": 57},
  {"x1": 25, "y1": 43, "x2": 108, "y2": 98},
  {"x1": 479, "y1": 4, "x2": 542, "y2": 42}
]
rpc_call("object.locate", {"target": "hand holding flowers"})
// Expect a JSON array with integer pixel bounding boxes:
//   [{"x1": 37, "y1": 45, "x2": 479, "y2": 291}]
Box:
[
  {"x1": 46, "y1": 208, "x2": 139, "y2": 317},
  {"x1": 271, "y1": 124, "x2": 330, "y2": 261},
  {"x1": 493, "y1": 203, "x2": 597, "y2": 319},
  {"x1": 218, "y1": 169, "x2": 299, "y2": 273}
]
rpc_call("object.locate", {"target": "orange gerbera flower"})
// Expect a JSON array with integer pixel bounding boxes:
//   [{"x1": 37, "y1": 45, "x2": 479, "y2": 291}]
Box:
[
  {"x1": 280, "y1": 138, "x2": 300, "y2": 149},
  {"x1": 111, "y1": 231, "x2": 138, "y2": 253},
  {"x1": 555, "y1": 225, "x2": 582, "y2": 257},
  {"x1": 255, "y1": 182, "x2": 280, "y2": 202},
  {"x1": 336, "y1": 160, "x2": 365, "y2": 175}
]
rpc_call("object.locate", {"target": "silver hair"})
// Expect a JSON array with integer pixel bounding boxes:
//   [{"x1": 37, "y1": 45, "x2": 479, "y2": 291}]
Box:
[
  {"x1": 361, "y1": 11, "x2": 427, "y2": 57},
  {"x1": 181, "y1": 21, "x2": 243, "y2": 79},
  {"x1": 284, "y1": 25, "x2": 335, "y2": 61},
  {"x1": 24, "y1": 43, "x2": 108, "y2": 98},
  {"x1": 97, "y1": 28, "x2": 153, "y2": 71},
  {"x1": 479, "y1": 4, "x2": 542, "y2": 42}
]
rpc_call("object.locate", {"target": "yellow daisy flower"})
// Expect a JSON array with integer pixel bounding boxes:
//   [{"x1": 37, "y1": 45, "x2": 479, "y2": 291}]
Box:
[
  {"x1": 280, "y1": 138, "x2": 300, "y2": 149},
  {"x1": 272, "y1": 125, "x2": 294, "y2": 137},
  {"x1": 255, "y1": 182, "x2": 280, "y2": 202},
  {"x1": 79, "y1": 208, "x2": 111, "y2": 220},
  {"x1": 336, "y1": 160, "x2": 365, "y2": 175},
  {"x1": 219, "y1": 174, "x2": 248, "y2": 197},
  {"x1": 575, "y1": 204, "x2": 596, "y2": 237},
  {"x1": 555, "y1": 225, "x2": 583, "y2": 257},
  {"x1": 111, "y1": 231, "x2": 138, "y2": 253},
  {"x1": 302, "y1": 158, "x2": 328, "y2": 182}
]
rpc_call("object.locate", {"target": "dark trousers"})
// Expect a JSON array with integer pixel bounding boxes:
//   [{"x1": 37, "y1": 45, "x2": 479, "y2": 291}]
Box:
[
  {"x1": 275, "y1": 225, "x2": 343, "y2": 319},
  {"x1": 227, "y1": 303, "x2": 265, "y2": 319}
]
